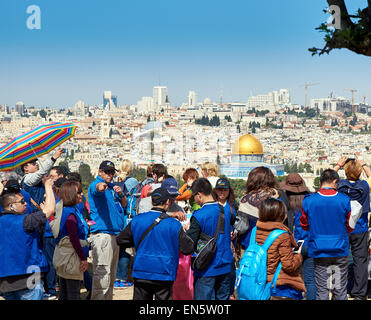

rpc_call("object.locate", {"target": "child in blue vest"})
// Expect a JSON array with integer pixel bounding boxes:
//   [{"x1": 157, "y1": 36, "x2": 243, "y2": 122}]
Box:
[
  {"x1": 187, "y1": 178, "x2": 234, "y2": 300},
  {"x1": 0, "y1": 178, "x2": 55, "y2": 300}
]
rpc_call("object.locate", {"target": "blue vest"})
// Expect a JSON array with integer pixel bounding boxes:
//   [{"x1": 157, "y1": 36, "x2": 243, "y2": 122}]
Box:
[
  {"x1": 56, "y1": 206, "x2": 87, "y2": 245},
  {"x1": 88, "y1": 176, "x2": 125, "y2": 235},
  {"x1": 338, "y1": 179, "x2": 370, "y2": 234},
  {"x1": 303, "y1": 191, "x2": 351, "y2": 258},
  {"x1": 75, "y1": 201, "x2": 89, "y2": 239},
  {"x1": 192, "y1": 202, "x2": 233, "y2": 277},
  {"x1": 130, "y1": 210, "x2": 182, "y2": 281},
  {"x1": 21, "y1": 179, "x2": 45, "y2": 213},
  {"x1": 0, "y1": 214, "x2": 48, "y2": 277}
]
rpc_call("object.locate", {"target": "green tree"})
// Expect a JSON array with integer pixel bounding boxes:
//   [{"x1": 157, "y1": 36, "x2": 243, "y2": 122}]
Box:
[
  {"x1": 79, "y1": 163, "x2": 95, "y2": 194},
  {"x1": 313, "y1": 176, "x2": 321, "y2": 191}
]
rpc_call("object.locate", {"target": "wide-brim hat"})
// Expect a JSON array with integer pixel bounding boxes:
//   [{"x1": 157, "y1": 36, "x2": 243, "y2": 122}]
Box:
[{"x1": 280, "y1": 173, "x2": 308, "y2": 193}]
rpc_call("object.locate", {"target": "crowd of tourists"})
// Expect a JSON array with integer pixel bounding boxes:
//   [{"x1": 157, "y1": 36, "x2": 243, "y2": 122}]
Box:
[{"x1": 0, "y1": 148, "x2": 370, "y2": 301}]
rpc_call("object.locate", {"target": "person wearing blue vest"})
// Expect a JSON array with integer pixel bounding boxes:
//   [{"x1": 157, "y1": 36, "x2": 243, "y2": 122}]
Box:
[
  {"x1": 0, "y1": 177, "x2": 55, "y2": 300},
  {"x1": 187, "y1": 178, "x2": 234, "y2": 300},
  {"x1": 66, "y1": 172, "x2": 93, "y2": 299},
  {"x1": 88, "y1": 160, "x2": 127, "y2": 300},
  {"x1": 0, "y1": 179, "x2": 33, "y2": 215},
  {"x1": 334, "y1": 156, "x2": 370, "y2": 300},
  {"x1": 212, "y1": 178, "x2": 237, "y2": 300},
  {"x1": 54, "y1": 180, "x2": 89, "y2": 300},
  {"x1": 116, "y1": 187, "x2": 194, "y2": 300},
  {"x1": 301, "y1": 169, "x2": 353, "y2": 300}
]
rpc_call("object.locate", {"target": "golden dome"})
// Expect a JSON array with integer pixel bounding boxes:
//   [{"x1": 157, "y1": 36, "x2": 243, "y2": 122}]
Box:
[{"x1": 232, "y1": 134, "x2": 263, "y2": 155}]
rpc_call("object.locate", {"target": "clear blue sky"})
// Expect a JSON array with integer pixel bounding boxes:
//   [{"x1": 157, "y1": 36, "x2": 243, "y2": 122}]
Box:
[{"x1": 0, "y1": 0, "x2": 370, "y2": 107}]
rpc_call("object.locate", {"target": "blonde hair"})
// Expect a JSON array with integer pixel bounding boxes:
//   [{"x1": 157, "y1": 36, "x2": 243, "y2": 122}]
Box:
[
  {"x1": 201, "y1": 162, "x2": 220, "y2": 177},
  {"x1": 344, "y1": 160, "x2": 362, "y2": 181},
  {"x1": 117, "y1": 159, "x2": 133, "y2": 182}
]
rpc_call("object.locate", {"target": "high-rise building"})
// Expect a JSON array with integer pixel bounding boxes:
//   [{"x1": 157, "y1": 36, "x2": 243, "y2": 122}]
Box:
[
  {"x1": 15, "y1": 101, "x2": 25, "y2": 114},
  {"x1": 74, "y1": 100, "x2": 88, "y2": 117},
  {"x1": 137, "y1": 96, "x2": 154, "y2": 113},
  {"x1": 153, "y1": 86, "x2": 168, "y2": 109},
  {"x1": 188, "y1": 90, "x2": 198, "y2": 107},
  {"x1": 103, "y1": 91, "x2": 118, "y2": 110},
  {"x1": 279, "y1": 89, "x2": 290, "y2": 104}
]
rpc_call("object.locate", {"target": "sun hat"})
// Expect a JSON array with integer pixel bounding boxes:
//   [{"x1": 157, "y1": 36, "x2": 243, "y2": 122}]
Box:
[{"x1": 279, "y1": 173, "x2": 308, "y2": 193}]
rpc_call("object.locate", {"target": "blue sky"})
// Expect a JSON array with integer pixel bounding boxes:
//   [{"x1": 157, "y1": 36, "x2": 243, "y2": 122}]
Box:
[{"x1": 0, "y1": 0, "x2": 370, "y2": 107}]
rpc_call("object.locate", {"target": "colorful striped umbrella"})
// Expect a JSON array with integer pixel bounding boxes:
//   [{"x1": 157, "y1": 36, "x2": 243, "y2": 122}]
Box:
[{"x1": 0, "y1": 122, "x2": 77, "y2": 171}]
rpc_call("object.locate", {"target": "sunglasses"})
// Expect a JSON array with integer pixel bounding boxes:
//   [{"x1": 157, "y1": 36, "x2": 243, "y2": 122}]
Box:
[
  {"x1": 104, "y1": 170, "x2": 115, "y2": 176},
  {"x1": 13, "y1": 198, "x2": 26, "y2": 205}
]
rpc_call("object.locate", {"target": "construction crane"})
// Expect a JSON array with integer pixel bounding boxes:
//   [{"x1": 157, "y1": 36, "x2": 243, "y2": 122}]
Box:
[
  {"x1": 344, "y1": 89, "x2": 357, "y2": 116},
  {"x1": 300, "y1": 83, "x2": 320, "y2": 108}
]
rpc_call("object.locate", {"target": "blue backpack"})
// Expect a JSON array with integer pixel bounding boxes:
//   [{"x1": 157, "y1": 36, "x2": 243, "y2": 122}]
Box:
[
  {"x1": 125, "y1": 184, "x2": 143, "y2": 219},
  {"x1": 236, "y1": 226, "x2": 287, "y2": 300}
]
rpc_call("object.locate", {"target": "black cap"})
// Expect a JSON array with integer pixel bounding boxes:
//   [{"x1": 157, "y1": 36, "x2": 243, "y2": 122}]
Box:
[
  {"x1": 3, "y1": 179, "x2": 21, "y2": 193},
  {"x1": 215, "y1": 177, "x2": 231, "y2": 189},
  {"x1": 99, "y1": 160, "x2": 118, "y2": 172},
  {"x1": 151, "y1": 187, "x2": 172, "y2": 206}
]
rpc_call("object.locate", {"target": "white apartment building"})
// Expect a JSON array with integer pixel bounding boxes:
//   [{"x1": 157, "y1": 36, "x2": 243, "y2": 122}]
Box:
[
  {"x1": 73, "y1": 100, "x2": 88, "y2": 117},
  {"x1": 247, "y1": 89, "x2": 290, "y2": 110},
  {"x1": 136, "y1": 96, "x2": 154, "y2": 114},
  {"x1": 311, "y1": 97, "x2": 351, "y2": 112}
]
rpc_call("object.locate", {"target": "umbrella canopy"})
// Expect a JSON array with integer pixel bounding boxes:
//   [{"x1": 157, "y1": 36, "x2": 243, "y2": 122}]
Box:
[{"x1": 0, "y1": 122, "x2": 77, "y2": 171}]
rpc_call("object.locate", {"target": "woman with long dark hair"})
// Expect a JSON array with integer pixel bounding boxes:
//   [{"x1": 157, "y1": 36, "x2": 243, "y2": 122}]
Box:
[
  {"x1": 55, "y1": 180, "x2": 88, "y2": 300},
  {"x1": 234, "y1": 167, "x2": 281, "y2": 253},
  {"x1": 280, "y1": 173, "x2": 314, "y2": 300}
]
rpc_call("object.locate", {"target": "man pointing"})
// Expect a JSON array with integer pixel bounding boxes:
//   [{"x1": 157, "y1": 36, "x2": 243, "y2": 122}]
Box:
[{"x1": 88, "y1": 160, "x2": 127, "y2": 300}]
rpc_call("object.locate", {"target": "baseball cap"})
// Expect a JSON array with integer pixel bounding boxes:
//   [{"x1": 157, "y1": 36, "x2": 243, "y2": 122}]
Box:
[
  {"x1": 3, "y1": 179, "x2": 21, "y2": 193},
  {"x1": 215, "y1": 178, "x2": 231, "y2": 189},
  {"x1": 161, "y1": 177, "x2": 180, "y2": 198},
  {"x1": 99, "y1": 160, "x2": 118, "y2": 172},
  {"x1": 151, "y1": 187, "x2": 172, "y2": 206}
]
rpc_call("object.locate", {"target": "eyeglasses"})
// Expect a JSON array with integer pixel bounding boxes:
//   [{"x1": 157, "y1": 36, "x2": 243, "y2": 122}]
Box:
[
  {"x1": 13, "y1": 198, "x2": 26, "y2": 205},
  {"x1": 104, "y1": 170, "x2": 115, "y2": 176}
]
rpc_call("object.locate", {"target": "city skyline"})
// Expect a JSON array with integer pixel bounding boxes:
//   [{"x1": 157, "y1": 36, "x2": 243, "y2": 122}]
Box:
[{"x1": 1, "y1": 0, "x2": 370, "y2": 107}]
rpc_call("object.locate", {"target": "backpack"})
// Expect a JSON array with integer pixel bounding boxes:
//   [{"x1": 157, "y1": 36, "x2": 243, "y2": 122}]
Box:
[
  {"x1": 235, "y1": 226, "x2": 287, "y2": 300},
  {"x1": 126, "y1": 181, "x2": 150, "y2": 218},
  {"x1": 192, "y1": 204, "x2": 224, "y2": 271}
]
